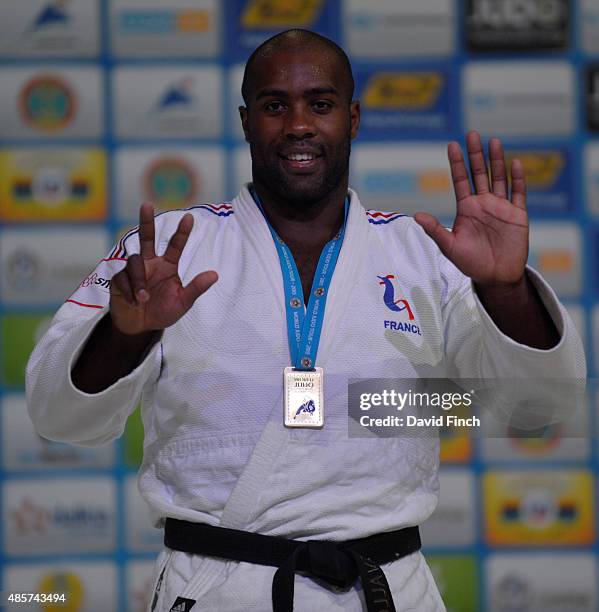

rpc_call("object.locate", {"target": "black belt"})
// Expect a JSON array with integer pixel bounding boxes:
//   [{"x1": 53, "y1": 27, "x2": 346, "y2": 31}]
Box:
[{"x1": 164, "y1": 518, "x2": 421, "y2": 612}]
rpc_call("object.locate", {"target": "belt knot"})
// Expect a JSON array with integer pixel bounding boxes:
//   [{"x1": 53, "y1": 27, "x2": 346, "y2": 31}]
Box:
[
  {"x1": 272, "y1": 539, "x2": 362, "y2": 611},
  {"x1": 304, "y1": 540, "x2": 358, "y2": 588}
]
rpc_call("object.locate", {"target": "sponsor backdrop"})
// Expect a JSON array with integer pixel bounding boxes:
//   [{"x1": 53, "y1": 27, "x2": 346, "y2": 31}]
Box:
[{"x1": 1, "y1": 0, "x2": 599, "y2": 610}]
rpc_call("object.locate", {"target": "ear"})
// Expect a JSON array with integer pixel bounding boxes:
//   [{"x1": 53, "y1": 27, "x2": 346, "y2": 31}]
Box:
[
  {"x1": 350, "y1": 100, "x2": 360, "y2": 140},
  {"x1": 239, "y1": 106, "x2": 250, "y2": 143}
]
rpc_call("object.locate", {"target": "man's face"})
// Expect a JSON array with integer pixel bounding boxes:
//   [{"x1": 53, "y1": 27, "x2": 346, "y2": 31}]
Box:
[{"x1": 239, "y1": 47, "x2": 360, "y2": 206}]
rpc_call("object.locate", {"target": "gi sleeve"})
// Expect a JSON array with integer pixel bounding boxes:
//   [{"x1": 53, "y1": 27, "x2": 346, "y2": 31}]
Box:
[
  {"x1": 442, "y1": 261, "x2": 585, "y2": 379},
  {"x1": 441, "y1": 256, "x2": 586, "y2": 428},
  {"x1": 25, "y1": 234, "x2": 161, "y2": 447}
]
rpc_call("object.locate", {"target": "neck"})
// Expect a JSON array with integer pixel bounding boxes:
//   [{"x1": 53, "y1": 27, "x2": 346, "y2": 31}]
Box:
[{"x1": 252, "y1": 179, "x2": 348, "y2": 248}]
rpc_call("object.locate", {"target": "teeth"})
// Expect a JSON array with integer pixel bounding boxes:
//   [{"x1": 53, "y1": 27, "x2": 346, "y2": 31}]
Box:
[{"x1": 287, "y1": 153, "x2": 315, "y2": 161}]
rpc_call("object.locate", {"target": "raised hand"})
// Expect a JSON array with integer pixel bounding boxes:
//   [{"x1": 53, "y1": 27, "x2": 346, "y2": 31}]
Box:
[
  {"x1": 414, "y1": 130, "x2": 528, "y2": 288},
  {"x1": 110, "y1": 203, "x2": 218, "y2": 335}
]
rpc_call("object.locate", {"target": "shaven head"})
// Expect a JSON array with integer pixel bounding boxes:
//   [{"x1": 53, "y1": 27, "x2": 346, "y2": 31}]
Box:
[{"x1": 241, "y1": 29, "x2": 355, "y2": 107}]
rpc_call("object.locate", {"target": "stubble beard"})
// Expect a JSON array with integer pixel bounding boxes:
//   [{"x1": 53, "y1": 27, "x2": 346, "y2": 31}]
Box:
[{"x1": 250, "y1": 137, "x2": 352, "y2": 208}]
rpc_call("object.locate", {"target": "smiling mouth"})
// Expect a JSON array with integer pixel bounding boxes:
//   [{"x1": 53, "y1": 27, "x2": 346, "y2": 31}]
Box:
[
  {"x1": 282, "y1": 153, "x2": 320, "y2": 161},
  {"x1": 279, "y1": 152, "x2": 323, "y2": 171}
]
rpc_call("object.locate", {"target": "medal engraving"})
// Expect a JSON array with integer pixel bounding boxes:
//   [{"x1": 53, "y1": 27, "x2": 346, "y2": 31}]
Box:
[{"x1": 284, "y1": 367, "x2": 324, "y2": 428}]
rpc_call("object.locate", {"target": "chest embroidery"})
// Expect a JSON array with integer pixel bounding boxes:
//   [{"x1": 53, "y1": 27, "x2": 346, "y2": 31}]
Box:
[{"x1": 377, "y1": 274, "x2": 422, "y2": 336}]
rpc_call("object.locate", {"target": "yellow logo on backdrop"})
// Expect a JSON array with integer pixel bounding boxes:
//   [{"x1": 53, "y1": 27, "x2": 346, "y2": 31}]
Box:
[
  {"x1": 0, "y1": 149, "x2": 106, "y2": 222},
  {"x1": 418, "y1": 170, "x2": 451, "y2": 194},
  {"x1": 177, "y1": 10, "x2": 211, "y2": 32},
  {"x1": 537, "y1": 250, "x2": 573, "y2": 274},
  {"x1": 439, "y1": 402, "x2": 472, "y2": 463},
  {"x1": 363, "y1": 73, "x2": 443, "y2": 110},
  {"x1": 440, "y1": 436, "x2": 471, "y2": 463},
  {"x1": 506, "y1": 151, "x2": 564, "y2": 189},
  {"x1": 483, "y1": 470, "x2": 594, "y2": 546},
  {"x1": 241, "y1": 0, "x2": 323, "y2": 28},
  {"x1": 38, "y1": 572, "x2": 83, "y2": 611}
]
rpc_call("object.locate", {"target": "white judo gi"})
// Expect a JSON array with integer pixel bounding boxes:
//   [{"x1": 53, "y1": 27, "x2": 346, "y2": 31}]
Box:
[{"x1": 26, "y1": 186, "x2": 585, "y2": 611}]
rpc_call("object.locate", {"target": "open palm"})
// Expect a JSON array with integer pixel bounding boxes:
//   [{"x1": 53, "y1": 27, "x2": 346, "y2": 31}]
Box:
[{"x1": 415, "y1": 131, "x2": 528, "y2": 287}]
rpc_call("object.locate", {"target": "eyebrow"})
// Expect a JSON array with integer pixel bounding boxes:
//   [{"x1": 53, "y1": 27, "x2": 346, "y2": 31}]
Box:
[{"x1": 255, "y1": 86, "x2": 340, "y2": 101}]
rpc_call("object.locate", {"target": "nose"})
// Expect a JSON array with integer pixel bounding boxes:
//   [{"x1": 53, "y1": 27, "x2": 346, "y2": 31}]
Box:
[{"x1": 284, "y1": 103, "x2": 315, "y2": 140}]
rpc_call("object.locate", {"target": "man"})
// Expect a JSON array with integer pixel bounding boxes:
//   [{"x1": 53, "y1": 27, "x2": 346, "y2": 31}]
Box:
[{"x1": 27, "y1": 30, "x2": 584, "y2": 612}]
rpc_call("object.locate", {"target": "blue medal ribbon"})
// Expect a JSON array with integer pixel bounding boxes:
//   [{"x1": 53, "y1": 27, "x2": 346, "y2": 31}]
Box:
[{"x1": 251, "y1": 188, "x2": 349, "y2": 371}]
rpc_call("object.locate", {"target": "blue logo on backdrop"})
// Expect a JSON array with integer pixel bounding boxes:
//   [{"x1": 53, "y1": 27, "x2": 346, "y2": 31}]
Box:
[
  {"x1": 363, "y1": 172, "x2": 416, "y2": 195},
  {"x1": 156, "y1": 78, "x2": 195, "y2": 112},
  {"x1": 31, "y1": 0, "x2": 70, "y2": 30},
  {"x1": 471, "y1": 94, "x2": 497, "y2": 110}
]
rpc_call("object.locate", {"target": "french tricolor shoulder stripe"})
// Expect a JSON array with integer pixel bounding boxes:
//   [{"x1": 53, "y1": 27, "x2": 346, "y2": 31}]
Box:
[
  {"x1": 366, "y1": 210, "x2": 405, "y2": 225},
  {"x1": 110, "y1": 227, "x2": 138, "y2": 259},
  {"x1": 192, "y1": 203, "x2": 234, "y2": 217},
  {"x1": 109, "y1": 203, "x2": 234, "y2": 258}
]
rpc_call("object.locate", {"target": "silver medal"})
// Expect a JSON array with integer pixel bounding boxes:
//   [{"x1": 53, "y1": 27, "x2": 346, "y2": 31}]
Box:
[{"x1": 284, "y1": 366, "x2": 324, "y2": 428}]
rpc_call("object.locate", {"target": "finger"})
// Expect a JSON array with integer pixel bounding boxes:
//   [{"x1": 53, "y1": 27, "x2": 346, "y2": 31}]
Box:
[
  {"x1": 510, "y1": 158, "x2": 527, "y2": 211},
  {"x1": 489, "y1": 137, "x2": 508, "y2": 199},
  {"x1": 163, "y1": 213, "x2": 193, "y2": 266},
  {"x1": 125, "y1": 254, "x2": 149, "y2": 303},
  {"x1": 110, "y1": 269, "x2": 135, "y2": 305},
  {"x1": 180, "y1": 270, "x2": 219, "y2": 311},
  {"x1": 139, "y1": 202, "x2": 156, "y2": 260},
  {"x1": 413, "y1": 212, "x2": 455, "y2": 259},
  {"x1": 466, "y1": 130, "x2": 490, "y2": 195},
  {"x1": 447, "y1": 141, "x2": 472, "y2": 203}
]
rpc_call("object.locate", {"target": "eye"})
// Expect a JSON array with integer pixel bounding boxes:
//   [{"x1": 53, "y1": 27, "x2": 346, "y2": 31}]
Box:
[
  {"x1": 264, "y1": 101, "x2": 285, "y2": 113},
  {"x1": 312, "y1": 100, "x2": 333, "y2": 112}
]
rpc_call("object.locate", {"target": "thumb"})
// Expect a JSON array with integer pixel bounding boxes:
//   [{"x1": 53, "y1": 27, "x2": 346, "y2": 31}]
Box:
[
  {"x1": 413, "y1": 212, "x2": 454, "y2": 259},
  {"x1": 180, "y1": 270, "x2": 219, "y2": 311}
]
